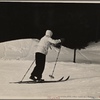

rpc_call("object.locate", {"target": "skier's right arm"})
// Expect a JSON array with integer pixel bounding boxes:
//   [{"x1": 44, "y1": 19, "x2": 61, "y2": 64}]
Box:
[{"x1": 48, "y1": 38, "x2": 61, "y2": 45}]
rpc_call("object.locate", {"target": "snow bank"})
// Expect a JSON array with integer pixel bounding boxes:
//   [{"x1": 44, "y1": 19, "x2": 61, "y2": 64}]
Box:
[
  {"x1": 0, "y1": 39, "x2": 100, "y2": 63},
  {"x1": 0, "y1": 39, "x2": 74, "y2": 62},
  {"x1": 0, "y1": 39, "x2": 39, "y2": 60},
  {"x1": 86, "y1": 41, "x2": 100, "y2": 51}
]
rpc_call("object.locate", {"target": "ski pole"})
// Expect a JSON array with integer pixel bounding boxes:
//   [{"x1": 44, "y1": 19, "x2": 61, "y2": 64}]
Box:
[
  {"x1": 20, "y1": 59, "x2": 35, "y2": 83},
  {"x1": 49, "y1": 47, "x2": 61, "y2": 79}
]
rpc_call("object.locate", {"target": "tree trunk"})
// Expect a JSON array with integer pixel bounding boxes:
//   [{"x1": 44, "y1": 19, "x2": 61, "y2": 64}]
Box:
[{"x1": 73, "y1": 48, "x2": 76, "y2": 63}]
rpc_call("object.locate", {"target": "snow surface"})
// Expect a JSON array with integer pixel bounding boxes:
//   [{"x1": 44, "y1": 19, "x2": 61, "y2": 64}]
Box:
[{"x1": 0, "y1": 39, "x2": 100, "y2": 99}]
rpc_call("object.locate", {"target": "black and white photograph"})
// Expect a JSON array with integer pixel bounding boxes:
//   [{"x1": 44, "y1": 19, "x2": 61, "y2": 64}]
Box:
[{"x1": 0, "y1": 0, "x2": 100, "y2": 99}]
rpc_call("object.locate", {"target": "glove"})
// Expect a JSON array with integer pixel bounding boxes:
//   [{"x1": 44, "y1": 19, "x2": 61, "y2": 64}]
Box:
[
  {"x1": 60, "y1": 38, "x2": 65, "y2": 44},
  {"x1": 54, "y1": 43, "x2": 61, "y2": 49}
]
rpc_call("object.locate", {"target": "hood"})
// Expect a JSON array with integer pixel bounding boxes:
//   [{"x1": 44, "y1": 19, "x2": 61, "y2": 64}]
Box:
[{"x1": 45, "y1": 30, "x2": 53, "y2": 37}]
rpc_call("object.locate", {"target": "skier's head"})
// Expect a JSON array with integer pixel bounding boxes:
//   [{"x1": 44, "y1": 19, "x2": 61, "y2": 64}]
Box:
[{"x1": 45, "y1": 30, "x2": 53, "y2": 37}]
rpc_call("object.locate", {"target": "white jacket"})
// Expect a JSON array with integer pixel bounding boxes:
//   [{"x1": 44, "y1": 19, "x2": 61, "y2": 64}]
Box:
[{"x1": 36, "y1": 30, "x2": 61, "y2": 55}]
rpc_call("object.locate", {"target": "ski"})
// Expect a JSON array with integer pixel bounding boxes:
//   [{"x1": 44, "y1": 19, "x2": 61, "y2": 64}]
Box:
[
  {"x1": 10, "y1": 77, "x2": 64, "y2": 84},
  {"x1": 62, "y1": 76, "x2": 70, "y2": 81},
  {"x1": 9, "y1": 76, "x2": 70, "y2": 84}
]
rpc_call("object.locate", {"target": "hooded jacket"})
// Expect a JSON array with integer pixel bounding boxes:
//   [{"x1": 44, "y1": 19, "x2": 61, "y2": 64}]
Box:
[{"x1": 36, "y1": 30, "x2": 61, "y2": 55}]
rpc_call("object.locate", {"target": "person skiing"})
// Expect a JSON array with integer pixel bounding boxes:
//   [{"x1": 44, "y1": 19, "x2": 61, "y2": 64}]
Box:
[{"x1": 30, "y1": 30, "x2": 64, "y2": 82}]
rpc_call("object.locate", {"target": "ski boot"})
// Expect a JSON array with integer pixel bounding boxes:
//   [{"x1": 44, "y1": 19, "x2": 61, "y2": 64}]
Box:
[
  {"x1": 29, "y1": 76, "x2": 37, "y2": 81},
  {"x1": 35, "y1": 79, "x2": 44, "y2": 83}
]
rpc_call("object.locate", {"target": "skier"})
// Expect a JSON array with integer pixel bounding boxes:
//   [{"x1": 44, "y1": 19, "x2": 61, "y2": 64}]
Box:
[{"x1": 29, "y1": 30, "x2": 64, "y2": 82}]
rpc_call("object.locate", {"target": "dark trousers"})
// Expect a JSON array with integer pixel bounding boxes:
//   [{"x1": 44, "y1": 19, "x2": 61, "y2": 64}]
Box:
[{"x1": 31, "y1": 52, "x2": 46, "y2": 80}]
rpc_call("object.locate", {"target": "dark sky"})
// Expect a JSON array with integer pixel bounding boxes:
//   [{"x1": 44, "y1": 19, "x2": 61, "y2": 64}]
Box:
[{"x1": 0, "y1": 2, "x2": 100, "y2": 49}]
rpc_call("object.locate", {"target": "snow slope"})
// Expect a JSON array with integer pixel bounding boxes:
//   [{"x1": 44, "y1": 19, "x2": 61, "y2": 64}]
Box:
[{"x1": 0, "y1": 39, "x2": 100, "y2": 99}]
